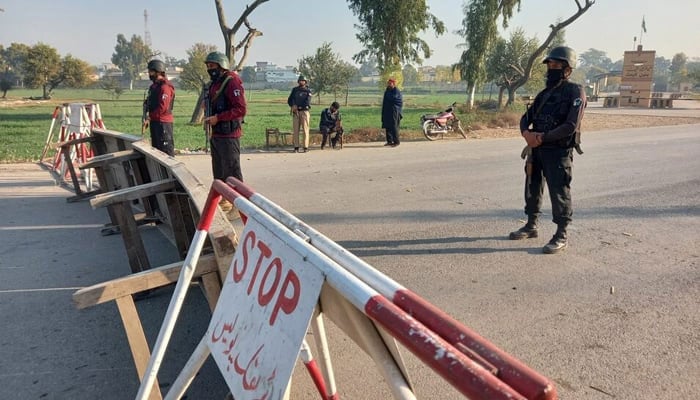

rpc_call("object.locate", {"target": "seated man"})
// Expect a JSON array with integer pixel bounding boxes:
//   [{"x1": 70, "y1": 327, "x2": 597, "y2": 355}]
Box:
[{"x1": 319, "y1": 101, "x2": 344, "y2": 149}]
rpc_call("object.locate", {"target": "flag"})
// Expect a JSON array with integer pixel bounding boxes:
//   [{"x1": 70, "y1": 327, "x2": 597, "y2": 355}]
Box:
[{"x1": 641, "y1": 16, "x2": 647, "y2": 33}]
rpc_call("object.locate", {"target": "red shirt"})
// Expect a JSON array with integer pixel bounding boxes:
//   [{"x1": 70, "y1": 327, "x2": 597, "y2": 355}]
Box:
[
  {"x1": 146, "y1": 78, "x2": 175, "y2": 123},
  {"x1": 208, "y1": 71, "x2": 247, "y2": 138}
]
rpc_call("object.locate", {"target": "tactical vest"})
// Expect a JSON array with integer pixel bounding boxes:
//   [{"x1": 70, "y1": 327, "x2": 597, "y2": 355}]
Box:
[{"x1": 532, "y1": 82, "x2": 579, "y2": 149}]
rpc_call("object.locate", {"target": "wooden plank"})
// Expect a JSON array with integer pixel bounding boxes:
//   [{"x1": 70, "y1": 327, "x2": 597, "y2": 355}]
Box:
[
  {"x1": 89, "y1": 179, "x2": 177, "y2": 209},
  {"x1": 61, "y1": 145, "x2": 83, "y2": 195},
  {"x1": 112, "y1": 201, "x2": 151, "y2": 273},
  {"x1": 115, "y1": 296, "x2": 163, "y2": 400},
  {"x1": 199, "y1": 271, "x2": 222, "y2": 312},
  {"x1": 79, "y1": 150, "x2": 143, "y2": 170},
  {"x1": 55, "y1": 135, "x2": 97, "y2": 149},
  {"x1": 165, "y1": 192, "x2": 189, "y2": 258},
  {"x1": 72, "y1": 254, "x2": 218, "y2": 309}
]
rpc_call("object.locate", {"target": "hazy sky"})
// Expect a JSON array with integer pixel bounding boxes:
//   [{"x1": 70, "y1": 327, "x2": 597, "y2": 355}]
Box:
[{"x1": 1, "y1": 0, "x2": 698, "y2": 67}]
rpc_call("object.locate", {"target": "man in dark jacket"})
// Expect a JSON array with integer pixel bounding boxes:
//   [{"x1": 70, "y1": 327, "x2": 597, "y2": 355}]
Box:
[
  {"x1": 287, "y1": 75, "x2": 313, "y2": 153},
  {"x1": 144, "y1": 59, "x2": 175, "y2": 156},
  {"x1": 509, "y1": 46, "x2": 586, "y2": 254},
  {"x1": 381, "y1": 78, "x2": 403, "y2": 147},
  {"x1": 203, "y1": 52, "x2": 247, "y2": 220},
  {"x1": 319, "y1": 101, "x2": 343, "y2": 150}
]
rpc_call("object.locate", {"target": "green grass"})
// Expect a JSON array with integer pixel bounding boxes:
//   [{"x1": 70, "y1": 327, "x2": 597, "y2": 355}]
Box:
[{"x1": 0, "y1": 88, "x2": 523, "y2": 163}]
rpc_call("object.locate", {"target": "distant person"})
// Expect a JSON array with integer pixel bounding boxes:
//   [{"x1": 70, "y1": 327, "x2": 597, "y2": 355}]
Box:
[
  {"x1": 381, "y1": 78, "x2": 403, "y2": 147},
  {"x1": 287, "y1": 75, "x2": 313, "y2": 153},
  {"x1": 203, "y1": 52, "x2": 247, "y2": 220},
  {"x1": 509, "y1": 46, "x2": 586, "y2": 254},
  {"x1": 319, "y1": 101, "x2": 344, "y2": 149},
  {"x1": 143, "y1": 59, "x2": 175, "y2": 156}
]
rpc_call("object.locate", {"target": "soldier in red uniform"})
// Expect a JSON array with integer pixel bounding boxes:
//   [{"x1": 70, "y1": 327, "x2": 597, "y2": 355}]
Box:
[
  {"x1": 203, "y1": 52, "x2": 247, "y2": 219},
  {"x1": 144, "y1": 59, "x2": 175, "y2": 156}
]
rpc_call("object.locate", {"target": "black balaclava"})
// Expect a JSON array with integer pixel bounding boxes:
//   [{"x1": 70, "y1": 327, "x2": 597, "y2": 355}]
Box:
[
  {"x1": 208, "y1": 68, "x2": 222, "y2": 81},
  {"x1": 546, "y1": 68, "x2": 566, "y2": 88}
]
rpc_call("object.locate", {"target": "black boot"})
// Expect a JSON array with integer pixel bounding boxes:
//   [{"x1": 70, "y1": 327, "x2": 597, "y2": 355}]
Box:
[
  {"x1": 509, "y1": 216, "x2": 538, "y2": 240},
  {"x1": 543, "y1": 225, "x2": 568, "y2": 254}
]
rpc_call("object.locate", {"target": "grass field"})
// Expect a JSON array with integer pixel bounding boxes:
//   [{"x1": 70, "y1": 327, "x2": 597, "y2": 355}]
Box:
[{"x1": 0, "y1": 87, "x2": 523, "y2": 163}]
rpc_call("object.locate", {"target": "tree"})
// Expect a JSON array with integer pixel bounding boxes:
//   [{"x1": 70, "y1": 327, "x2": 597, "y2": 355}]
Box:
[
  {"x1": 669, "y1": 52, "x2": 688, "y2": 89},
  {"x1": 213, "y1": 0, "x2": 269, "y2": 70},
  {"x1": 403, "y1": 64, "x2": 419, "y2": 85},
  {"x1": 359, "y1": 56, "x2": 378, "y2": 77},
  {"x1": 330, "y1": 61, "x2": 359, "y2": 105},
  {"x1": 22, "y1": 44, "x2": 92, "y2": 99},
  {"x1": 485, "y1": 28, "x2": 541, "y2": 108},
  {"x1": 458, "y1": 0, "x2": 595, "y2": 108},
  {"x1": 111, "y1": 34, "x2": 152, "y2": 90},
  {"x1": 456, "y1": 0, "x2": 520, "y2": 108},
  {"x1": 579, "y1": 48, "x2": 613, "y2": 70},
  {"x1": 348, "y1": 0, "x2": 445, "y2": 74},
  {"x1": 180, "y1": 43, "x2": 218, "y2": 93},
  {"x1": 1, "y1": 42, "x2": 30, "y2": 87},
  {"x1": 298, "y1": 42, "x2": 355, "y2": 104}
]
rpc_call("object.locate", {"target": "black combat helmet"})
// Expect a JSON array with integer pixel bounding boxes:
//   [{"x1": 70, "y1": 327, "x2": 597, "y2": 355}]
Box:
[
  {"x1": 542, "y1": 46, "x2": 577, "y2": 68},
  {"x1": 147, "y1": 59, "x2": 166, "y2": 73},
  {"x1": 204, "y1": 52, "x2": 230, "y2": 70}
]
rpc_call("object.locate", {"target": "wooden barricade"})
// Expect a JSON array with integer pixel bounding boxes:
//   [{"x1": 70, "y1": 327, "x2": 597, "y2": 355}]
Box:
[{"x1": 71, "y1": 128, "x2": 238, "y2": 400}]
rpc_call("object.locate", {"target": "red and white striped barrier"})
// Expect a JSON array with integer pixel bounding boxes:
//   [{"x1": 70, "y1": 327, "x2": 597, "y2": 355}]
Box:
[
  {"x1": 214, "y1": 181, "x2": 533, "y2": 399},
  {"x1": 139, "y1": 178, "x2": 557, "y2": 400},
  {"x1": 224, "y1": 177, "x2": 557, "y2": 400}
]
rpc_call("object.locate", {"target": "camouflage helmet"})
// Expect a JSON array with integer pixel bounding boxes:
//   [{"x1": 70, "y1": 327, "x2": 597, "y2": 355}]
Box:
[
  {"x1": 543, "y1": 46, "x2": 577, "y2": 68},
  {"x1": 147, "y1": 59, "x2": 166, "y2": 73},
  {"x1": 204, "y1": 52, "x2": 230, "y2": 70},
  {"x1": 298, "y1": 75, "x2": 307, "y2": 82}
]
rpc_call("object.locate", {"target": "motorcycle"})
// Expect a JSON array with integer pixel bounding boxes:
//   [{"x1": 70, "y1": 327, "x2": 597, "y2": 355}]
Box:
[{"x1": 420, "y1": 102, "x2": 467, "y2": 141}]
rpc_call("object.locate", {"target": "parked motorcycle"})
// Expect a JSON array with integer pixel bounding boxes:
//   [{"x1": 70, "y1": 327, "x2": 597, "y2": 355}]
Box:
[{"x1": 420, "y1": 102, "x2": 467, "y2": 141}]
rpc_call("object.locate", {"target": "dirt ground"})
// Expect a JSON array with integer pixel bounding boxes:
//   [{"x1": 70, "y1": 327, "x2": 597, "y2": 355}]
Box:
[
  {"x1": 344, "y1": 112, "x2": 700, "y2": 143},
  {"x1": 469, "y1": 113, "x2": 700, "y2": 139}
]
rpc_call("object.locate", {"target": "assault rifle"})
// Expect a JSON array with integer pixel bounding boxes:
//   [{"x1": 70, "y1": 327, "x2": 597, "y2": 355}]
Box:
[
  {"x1": 141, "y1": 88, "x2": 149, "y2": 137},
  {"x1": 202, "y1": 84, "x2": 211, "y2": 153}
]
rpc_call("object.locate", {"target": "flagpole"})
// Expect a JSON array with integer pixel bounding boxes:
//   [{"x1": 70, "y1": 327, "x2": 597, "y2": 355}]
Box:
[{"x1": 639, "y1": 15, "x2": 645, "y2": 47}]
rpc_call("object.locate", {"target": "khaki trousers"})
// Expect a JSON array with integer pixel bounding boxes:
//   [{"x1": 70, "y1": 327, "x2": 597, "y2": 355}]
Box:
[{"x1": 292, "y1": 110, "x2": 310, "y2": 148}]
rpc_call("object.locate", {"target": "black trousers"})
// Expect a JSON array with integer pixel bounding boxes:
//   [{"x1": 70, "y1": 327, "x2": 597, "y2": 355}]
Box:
[
  {"x1": 320, "y1": 126, "x2": 344, "y2": 146},
  {"x1": 524, "y1": 147, "x2": 573, "y2": 226},
  {"x1": 149, "y1": 121, "x2": 175, "y2": 156},
  {"x1": 210, "y1": 136, "x2": 242, "y2": 182},
  {"x1": 385, "y1": 125, "x2": 400, "y2": 144}
]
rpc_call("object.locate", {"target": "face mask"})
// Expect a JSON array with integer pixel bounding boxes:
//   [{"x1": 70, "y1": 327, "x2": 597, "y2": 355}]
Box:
[
  {"x1": 546, "y1": 69, "x2": 565, "y2": 87},
  {"x1": 207, "y1": 68, "x2": 221, "y2": 81}
]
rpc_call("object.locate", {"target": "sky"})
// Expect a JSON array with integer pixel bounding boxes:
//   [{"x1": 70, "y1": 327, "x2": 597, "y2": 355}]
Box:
[{"x1": 1, "y1": 0, "x2": 699, "y2": 68}]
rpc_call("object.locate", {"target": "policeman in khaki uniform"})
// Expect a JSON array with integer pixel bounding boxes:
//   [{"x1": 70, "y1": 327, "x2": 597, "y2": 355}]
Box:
[{"x1": 509, "y1": 46, "x2": 586, "y2": 254}]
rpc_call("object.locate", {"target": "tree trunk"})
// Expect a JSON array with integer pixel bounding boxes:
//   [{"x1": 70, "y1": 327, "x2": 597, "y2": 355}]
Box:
[
  {"x1": 507, "y1": 86, "x2": 517, "y2": 107},
  {"x1": 467, "y1": 85, "x2": 476, "y2": 109},
  {"x1": 497, "y1": 87, "x2": 505, "y2": 110},
  {"x1": 190, "y1": 86, "x2": 206, "y2": 124}
]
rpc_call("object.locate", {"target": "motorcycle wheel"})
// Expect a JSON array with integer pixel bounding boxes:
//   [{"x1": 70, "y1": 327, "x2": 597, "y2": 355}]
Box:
[
  {"x1": 454, "y1": 120, "x2": 468, "y2": 139},
  {"x1": 422, "y1": 120, "x2": 441, "y2": 141}
]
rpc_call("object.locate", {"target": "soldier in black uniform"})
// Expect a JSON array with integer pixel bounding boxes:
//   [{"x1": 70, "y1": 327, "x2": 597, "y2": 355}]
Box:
[{"x1": 509, "y1": 46, "x2": 586, "y2": 254}]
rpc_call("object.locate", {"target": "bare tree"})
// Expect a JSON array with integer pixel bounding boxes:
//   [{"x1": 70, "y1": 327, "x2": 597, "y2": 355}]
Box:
[
  {"x1": 214, "y1": 0, "x2": 269, "y2": 71},
  {"x1": 191, "y1": 0, "x2": 269, "y2": 124},
  {"x1": 504, "y1": 0, "x2": 595, "y2": 106}
]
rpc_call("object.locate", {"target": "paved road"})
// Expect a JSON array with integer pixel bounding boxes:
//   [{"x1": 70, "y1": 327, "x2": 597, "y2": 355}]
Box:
[
  {"x1": 181, "y1": 121, "x2": 700, "y2": 399},
  {"x1": 1, "y1": 118, "x2": 698, "y2": 399},
  {"x1": 0, "y1": 164, "x2": 229, "y2": 399}
]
